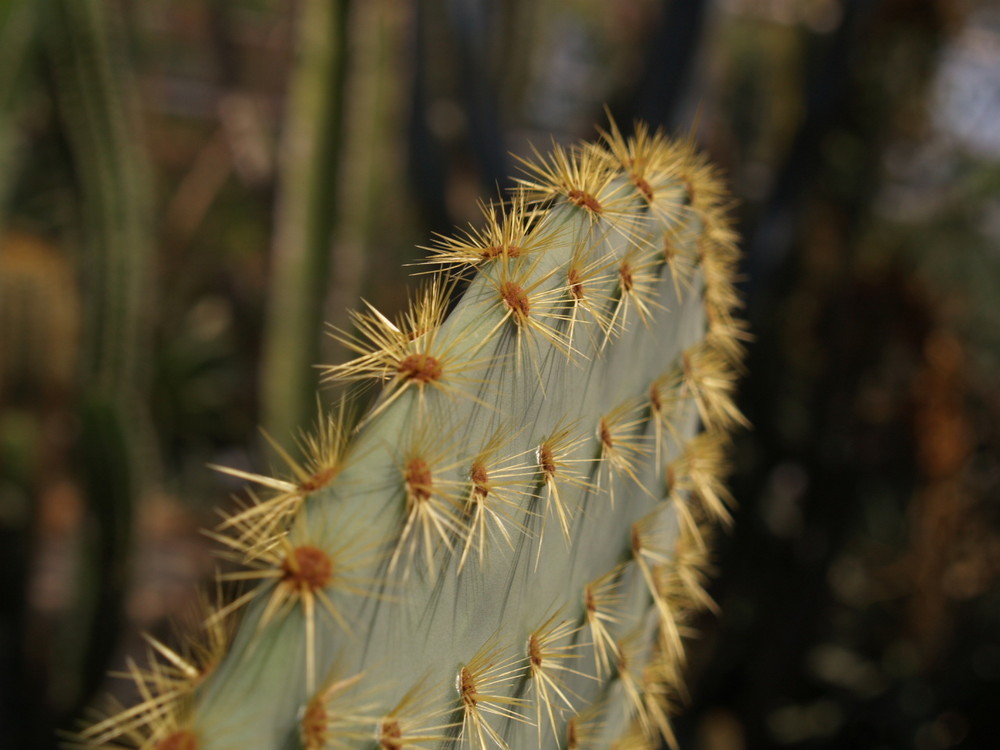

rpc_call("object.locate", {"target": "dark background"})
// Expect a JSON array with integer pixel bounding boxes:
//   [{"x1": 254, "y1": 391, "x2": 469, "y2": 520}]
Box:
[{"x1": 1, "y1": 1, "x2": 999, "y2": 748}]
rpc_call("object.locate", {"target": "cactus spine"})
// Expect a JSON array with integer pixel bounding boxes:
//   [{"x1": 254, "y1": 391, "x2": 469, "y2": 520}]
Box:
[{"x1": 77, "y1": 122, "x2": 746, "y2": 750}]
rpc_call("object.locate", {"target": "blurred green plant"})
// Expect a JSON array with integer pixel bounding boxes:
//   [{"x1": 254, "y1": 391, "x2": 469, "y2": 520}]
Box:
[
  {"x1": 260, "y1": 0, "x2": 351, "y2": 449},
  {"x1": 0, "y1": 0, "x2": 155, "y2": 746}
]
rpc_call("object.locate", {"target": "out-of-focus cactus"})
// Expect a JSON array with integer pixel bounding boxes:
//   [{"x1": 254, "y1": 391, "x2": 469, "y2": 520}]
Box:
[
  {"x1": 0, "y1": 2, "x2": 153, "y2": 743},
  {"x1": 76, "y1": 122, "x2": 746, "y2": 750},
  {"x1": 47, "y1": 0, "x2": 155, "y2": 713},
  {"x1": 260, "y1": 0, "x2": 351, "y2": 449}
]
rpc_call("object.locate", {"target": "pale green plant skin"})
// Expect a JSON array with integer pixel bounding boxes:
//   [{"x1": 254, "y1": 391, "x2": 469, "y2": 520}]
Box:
[{"x1": 77, "y1": 125, "x2": 745, "y2": 750}]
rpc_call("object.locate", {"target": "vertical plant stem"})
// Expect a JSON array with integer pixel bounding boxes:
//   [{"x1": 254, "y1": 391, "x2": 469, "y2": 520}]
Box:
[
  {"x1": 0, "y1": 0, "x2": 38, "y2": 236},
  {"x1": 324, "y1": 0, "x2": 411, "y2": 358},
  {"x1": 261, "y1": 0, "x2": 352, "y2": 449},
  {"x1": 0, "y1": 6, "x2": 42, "y2": 745},
  {"x1": 46, "y1": 0, "x2": 154, "y2": 725}
]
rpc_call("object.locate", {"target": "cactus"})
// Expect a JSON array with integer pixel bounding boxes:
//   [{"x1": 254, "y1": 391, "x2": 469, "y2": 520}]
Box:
[{"x1": 76, "y1": 122, "x2": 746, "y2": 750}]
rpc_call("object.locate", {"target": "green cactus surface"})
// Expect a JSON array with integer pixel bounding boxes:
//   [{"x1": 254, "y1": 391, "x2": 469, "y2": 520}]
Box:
[{"x1": 76, "y1": 122, "x2": 747, "y2": 750}]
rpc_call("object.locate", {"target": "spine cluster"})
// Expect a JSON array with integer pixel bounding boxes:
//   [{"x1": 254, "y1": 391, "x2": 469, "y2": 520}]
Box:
[{"x1": 76, "y1": 121, "x2": 747, "y2": 750}]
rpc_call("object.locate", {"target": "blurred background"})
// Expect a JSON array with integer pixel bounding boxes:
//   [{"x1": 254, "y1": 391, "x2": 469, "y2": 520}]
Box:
[{"x1": 1, "y1": 0, "x2": 999, "y2": 748}]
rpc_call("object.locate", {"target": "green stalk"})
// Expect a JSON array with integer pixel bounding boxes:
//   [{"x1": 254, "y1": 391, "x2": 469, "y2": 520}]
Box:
[
  {"x1": 0, "y1": 0, "x2": 37, "y2": 231},
  {"x1": 261, "y1": 0, "x2": 352, "y2": 451},
  {"x1": 46, "y1": 0, "x2": 154, "y2": 716}
]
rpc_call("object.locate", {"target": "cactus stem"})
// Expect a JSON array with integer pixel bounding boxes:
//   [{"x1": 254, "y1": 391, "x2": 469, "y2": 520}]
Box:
[
  {"x1": 138, "y1": 634, "x2": 200, "y2": 684},
  {"x1": 377, "y1": 681, "x2": 459, "y2": 749},
  {"x1": 630, "y1": 176, "x2": 654, "y2": 202},
  {"x1": 614, "y1": 634, "x2": 661, "y2": 743},
  {"x1": 705, "y1": 304, "x2": 753, "y2": 365},
  {"x1": 397, "y1": 352, "x2": 444, "y2": 384},
  {"x1": 526, "y1": 615, "x2": 588, "y2": 744},
  {"x1": 648, "y1": 589, "x2": 687, "y2": 668},
  {"x1": 159, "y1": 730, "x2": 200, "y2": 750},
  {"x1": 208, "y1": 465, "x2": 298, "y2": 497},
  {"x1": 669, "y1": 431, "x2": 735, "y2": 526},
  {"x1": 564, "y1": 250, "x2": 617, "y2": 344},
  {"x1": 301, "y1": 671, "x2": 372, "y2": 750},
  {"x1": 205, "y1": 518, "x2": 381, "y2": 691},
  {"x1": 595, "y1": 119, "x2": 696, "y2": 233},
  {"x1": 211, "y1": 400, "x2": 353, "y2": 546},
  {"x1": 378, "y1": 720, "x2": 403, "y2": 749},
  {"x1": 660, "y1": 231, "x2": 699, "y2": 302},
  {"x1": 531, "y1": 424, "x2": 593, "y2": 552},
  {"x1": 648, "y1": 374, "x2": 685, "y2": 473},
  {"x1": 301, "y1": 702, "x2": 329, "y2": 750},
  {"x1": 282, "y1": 546, "x2": 334, "y2": 591},
  {"x1": 663, "y1": 523, "x2": 718, "y2": 615},
  {"x1": 514, "y1": 142, "x2": 630, "y2": 226},
  {"x1": 457, "y1": 642, "x2": 530, "y2": 750},
  {"x1": 630, "y1": 512, "x2": 674, "y2": 576},
  {"x1": 675, "y1": 150, "x2": 727, "y2": 219},
  {"x1": 583, "y1": 564, "x2": 627, "y2": 679},
  {"x1": 567, "y1": 267, "x2": 585, "y2": 301},
  {"x1": 564, "y1": 702, "x2": 603, "y2": 750},
  {"x1": 606, "y1": 247, "x2": 667, "y2": 337},
  {"x1": 631, "y1": 515, "x2": 682, "y2": 658},
  {"x1": 390, "y1": 446, "x2": 465, "y2": 577},
  {"x1": 566, "y1": 716, "x2": 579, "y2": 750},
  {"x1": 155, "y1": 730, "x2": 199, "y2": 750},
  {"x1": 610, "y1": 721, "x2": 655, "y2": 750},
  {"x1": 482, "y1": 256, "x2": 577, "y2": 372},
  {"x1": 567, "y1": 189, "x2": 603, "y2": 214},
  {"x1": 455, "y1": 433, "x2": 536, "y2": 572},
  {"x1": 681, "y1": 342, "x2": 749, "y2": 431},
  {"x1": 595, "y1": 399, "x2": 652, "y2": 506},
  {"x1": 417, "y1": 195, "x2": 543, "y2": 273},
  {"x1": 632, "y1": 652, "x2": 681, "y2": 750},
  {"x1": 74, "y1": 670, "x2": 187, "y2": 747},
  {"x1": 78, "y1": 122, "x2": 744, "y2": 750},
  {"x1": 324, "y1": 278, "x2": 495, "y2": 424}
]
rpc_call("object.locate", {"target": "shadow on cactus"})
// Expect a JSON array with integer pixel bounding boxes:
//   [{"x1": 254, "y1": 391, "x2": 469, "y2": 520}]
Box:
[{"x1": 73, "y1": 121, "x2": 748, "y2": 750}]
